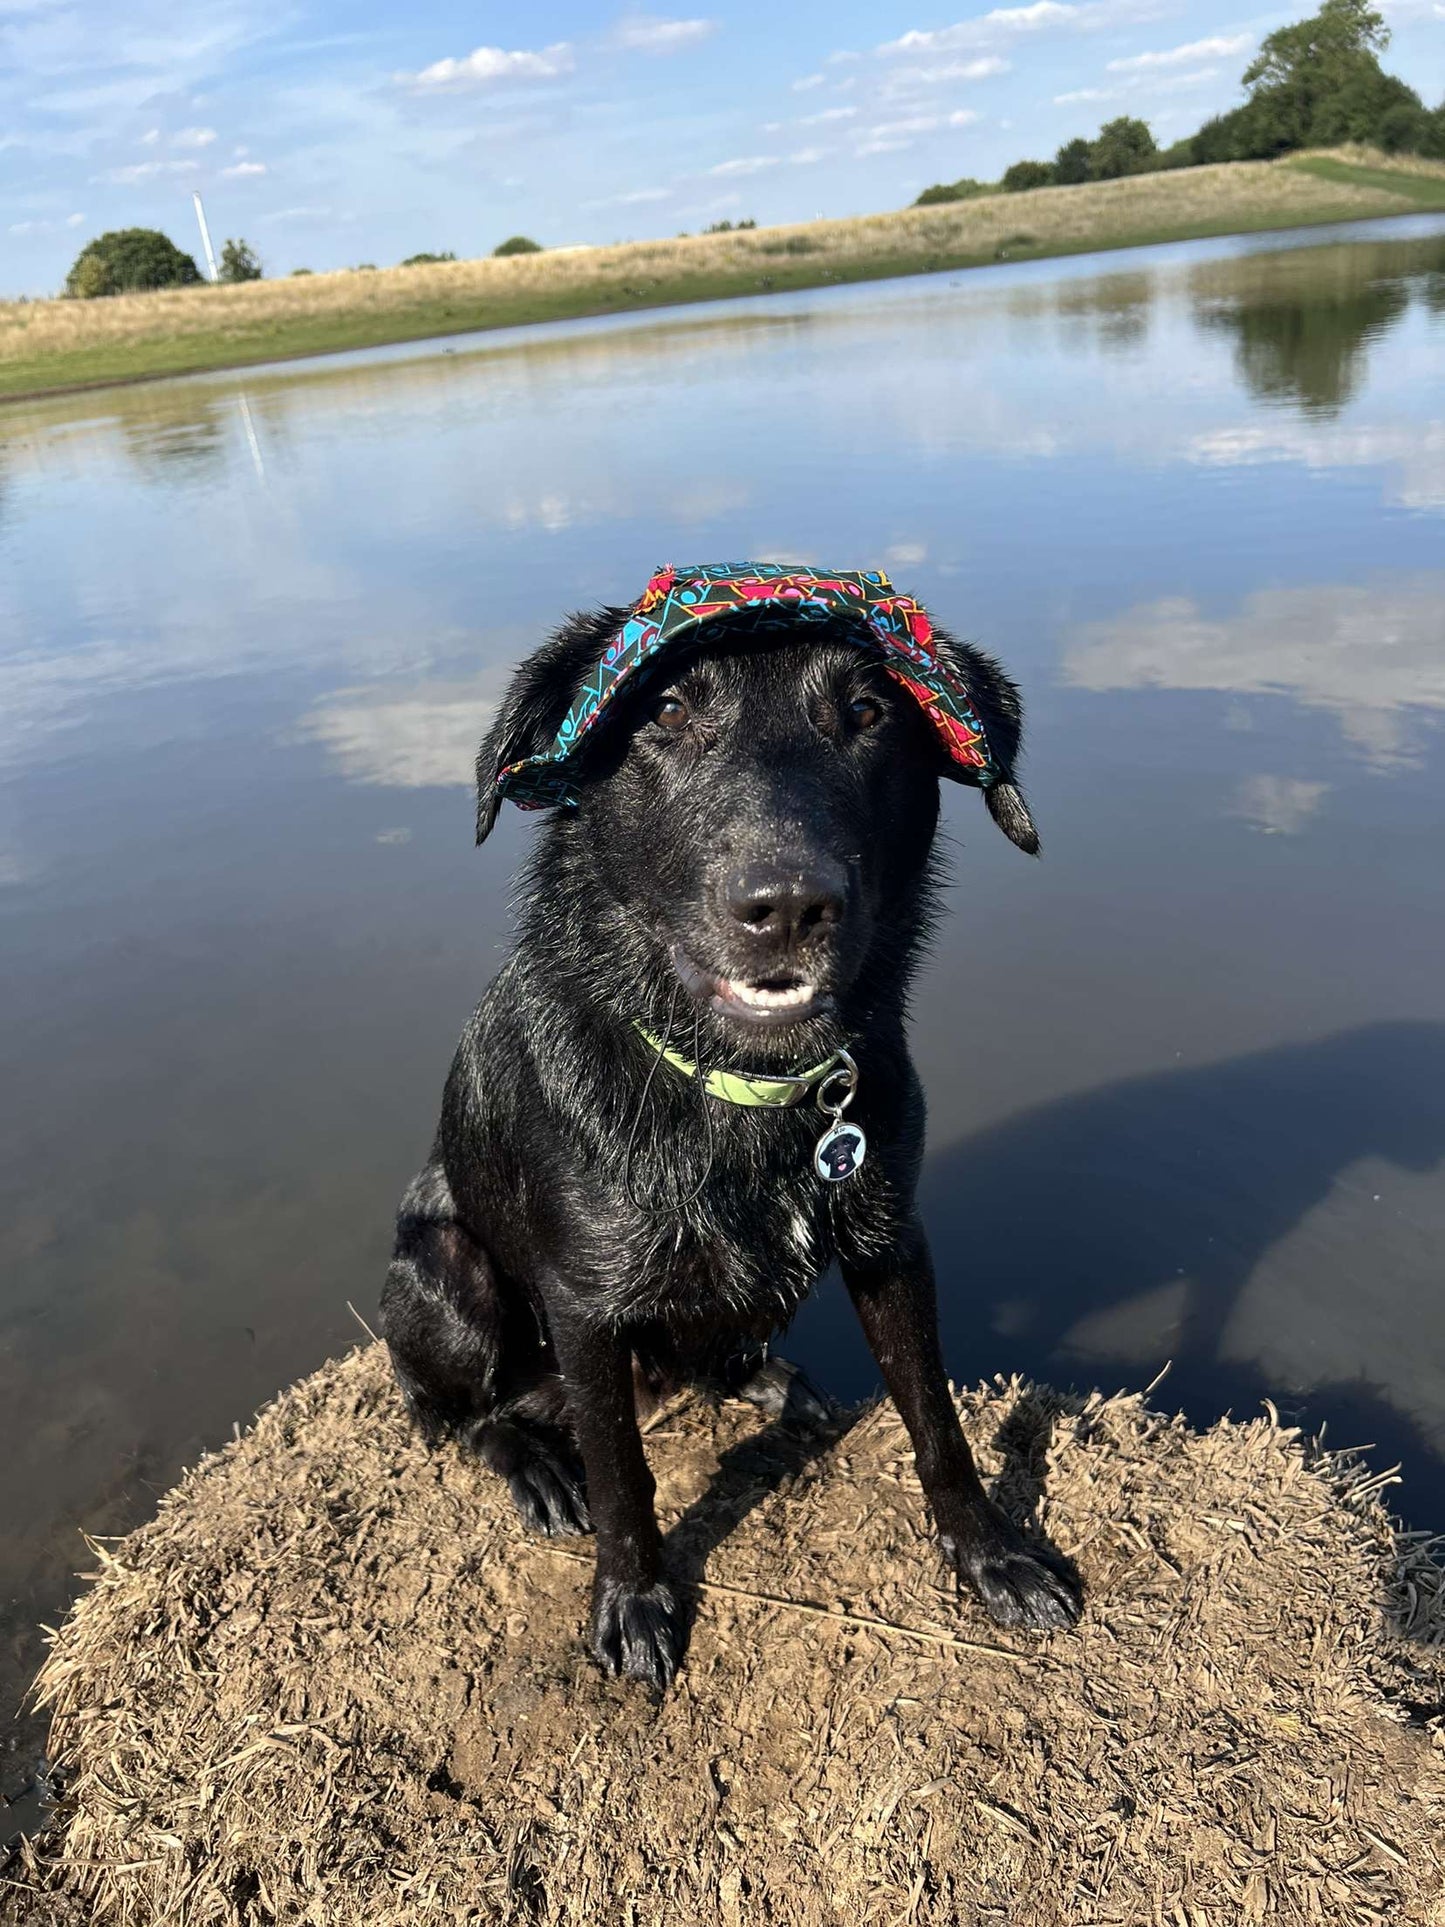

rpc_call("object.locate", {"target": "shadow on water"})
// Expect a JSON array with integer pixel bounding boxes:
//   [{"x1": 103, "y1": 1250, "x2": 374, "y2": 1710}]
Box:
[
  {"x1": 914, "y1": 1021, "x2": 1445, "y2": 1515},
  {"x1": 1189, "y1": 232, "x2": 1445, "y2": 415}
]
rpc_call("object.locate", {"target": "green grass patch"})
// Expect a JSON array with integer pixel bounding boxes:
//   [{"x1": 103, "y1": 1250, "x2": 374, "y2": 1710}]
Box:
[{"x1": 1290, "y1": 156, "x2": 1445, "y2": 206}]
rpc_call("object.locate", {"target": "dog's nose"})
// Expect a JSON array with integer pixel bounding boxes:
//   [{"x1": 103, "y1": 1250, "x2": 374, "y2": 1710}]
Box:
[{"x1": 723, "y1": 860, "x2": 847, "y2": 944}]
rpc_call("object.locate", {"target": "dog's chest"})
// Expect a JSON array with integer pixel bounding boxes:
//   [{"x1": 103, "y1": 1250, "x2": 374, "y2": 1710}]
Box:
[{"x1": 616, "y1": 1170, "x2": 832, "y2": 1333}]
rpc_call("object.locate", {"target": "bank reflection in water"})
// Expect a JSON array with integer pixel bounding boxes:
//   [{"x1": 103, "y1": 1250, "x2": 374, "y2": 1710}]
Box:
[{"x1": 910, "y1": 1022, "x2": 1445, "y2": 1481}]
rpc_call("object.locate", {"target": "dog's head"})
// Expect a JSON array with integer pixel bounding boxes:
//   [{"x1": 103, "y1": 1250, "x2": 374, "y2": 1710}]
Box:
[{"x1": 475, "y1": 594, "x2": 1035, "y2": 1052}]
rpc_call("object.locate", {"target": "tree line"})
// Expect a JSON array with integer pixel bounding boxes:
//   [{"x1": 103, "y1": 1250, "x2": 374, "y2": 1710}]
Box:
[
  {"x1": 61, "y1": 232, "x2": 542, "y2": 298},
  {"x1": 916, "y1": 0, "x2": 1445, "y2": 204}
]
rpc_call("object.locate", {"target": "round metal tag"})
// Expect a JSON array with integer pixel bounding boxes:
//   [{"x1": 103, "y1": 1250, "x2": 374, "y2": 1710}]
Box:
[{"x1": 814, "y1": 1119, "x2": 867, "y2": 1183}]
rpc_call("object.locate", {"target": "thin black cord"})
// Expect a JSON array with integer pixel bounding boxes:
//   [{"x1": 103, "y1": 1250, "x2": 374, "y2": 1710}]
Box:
[
  {"x1": 674, "y1": 1000, "x2": 716, "y2": 1211},
  {"x1": 622, "y1": 976, "x2": 682, "y2": 1213},
  {"x1": 621, "y1": 979, "x2": 718, "y2": 1215}
]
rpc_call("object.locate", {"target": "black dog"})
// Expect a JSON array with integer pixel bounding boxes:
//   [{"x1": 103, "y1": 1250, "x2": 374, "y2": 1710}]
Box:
[{"x1": 380, "y1": 599, "x2": 1082, "y2": 1688}]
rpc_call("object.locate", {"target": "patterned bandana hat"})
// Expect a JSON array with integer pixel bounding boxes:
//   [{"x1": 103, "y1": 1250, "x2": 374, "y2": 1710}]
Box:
[{"x1": 495, "y1": 562, "x2": 1001, "y2": 812}]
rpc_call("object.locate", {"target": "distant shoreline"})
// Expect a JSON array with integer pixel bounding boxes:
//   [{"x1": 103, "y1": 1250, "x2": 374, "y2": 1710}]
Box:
[{"x1": 4, "y1": 150, "x2": 1444, "y2": 406}]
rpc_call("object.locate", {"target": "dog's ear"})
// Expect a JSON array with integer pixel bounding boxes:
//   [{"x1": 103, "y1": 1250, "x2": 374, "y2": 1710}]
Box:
[
  {"x1": 930, "y1": 627, "x2": 1040, "y2": 857},
  {"x1": 475, "y1": 607, "x2": 625, "y2": 845}
]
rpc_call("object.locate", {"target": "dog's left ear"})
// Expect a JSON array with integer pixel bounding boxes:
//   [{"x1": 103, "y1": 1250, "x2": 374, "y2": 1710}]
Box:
[
  {"x1": 474, "y1": 607, "x2": 624, "y2": 844},
  {"x1": 931, "y1": 628, "x2": 1040, "y2": 857}
]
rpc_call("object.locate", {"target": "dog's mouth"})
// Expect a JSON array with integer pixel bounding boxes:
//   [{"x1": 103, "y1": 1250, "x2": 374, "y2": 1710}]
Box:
[{"x1": 669, "y1": 946, "x2": 829, "y2": 1030}]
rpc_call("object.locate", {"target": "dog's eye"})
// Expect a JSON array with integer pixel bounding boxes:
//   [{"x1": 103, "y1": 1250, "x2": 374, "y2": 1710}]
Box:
[
  {"x1": 651, "y1": 694, "x2": 691, "y2": 732},
  {"x1": 848, "y1": 697, "x2": 882, "y2": 731}
]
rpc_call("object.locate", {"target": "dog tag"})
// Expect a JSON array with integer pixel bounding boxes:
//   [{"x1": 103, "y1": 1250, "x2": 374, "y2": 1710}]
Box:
[{"x1": 814, "y1": 1118, "x2": 867, "y2": 1183}]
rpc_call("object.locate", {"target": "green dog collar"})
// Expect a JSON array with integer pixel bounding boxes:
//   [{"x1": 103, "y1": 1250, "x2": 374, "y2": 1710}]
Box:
[{"x1": 633, "y1": 1023, "x2": 846, "y2": 1109}]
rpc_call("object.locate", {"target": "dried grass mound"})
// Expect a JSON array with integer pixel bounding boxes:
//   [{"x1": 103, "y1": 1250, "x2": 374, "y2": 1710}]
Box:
[{"x1": 6, "y1": 1344, "x2": 1445, "y2": 1926}]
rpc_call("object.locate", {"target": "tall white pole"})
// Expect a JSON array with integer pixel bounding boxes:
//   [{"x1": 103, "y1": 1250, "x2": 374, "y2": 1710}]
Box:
[{"x1": 192, "y1": 191, "x2": 219, "y2": 283}]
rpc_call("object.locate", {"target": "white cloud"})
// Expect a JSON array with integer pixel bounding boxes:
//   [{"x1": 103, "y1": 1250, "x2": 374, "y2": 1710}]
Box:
[
  {"x1": 172, "y1": 125, "x2": 217, "y2": 148},
  {"x1": 708, "y1": 154, "x2": 780, "y2": 176},
  {"x1": 103, "y1": 158, "x2": 199, "y2": 182},
  {"x1": 791, "y1": 72, "x2": 825, "y2": 91},
  {"x1": 1063, "y1": 577, "x2": 1445, "y2": 770},
  {"x1": 880, "y1": 0, "x2": 1167, "y2": 56},
  {"x1": 886, "y1": 541, "x2": 928, "y2": 564},
  {"x1": 856, "y1": 134, "x2": 914, "y2": 155},
  {"x1": 887, "y1": 55, "x2": 1011, "y2": 86},
  {"x1": 1108, "y1": 33, "x2": 1250, "y2": 72},
  {"x1": 402, "y1": 42, "x2": 574, "y2": 91},
  {"x1": 221, "y1": 160, "x2": 266, "y2": 177},
  {"x1": 1151, "y1": 66, "x2": 1220, "y2": 91},
  {"x1": 890, "y1": 114, "x2": 943, "y2": 133},
  {"x1": 1233, "y1": 775, "x2": 1329, "y2": 835},
  {"x1": 297, "y1": 679, "x2": 503, "y2": 789},
  {"x1": 65, "y1": 210, "x2": 84, "y2": 226},
  {"x1": 789, "y1": 146, "x2": 824, "y2": 165},
  {"x1": 1057, "y1": 65, "x2": 1218, "y2": 103},
  {"x1": 949, "y1": 108, "x2": 979, "y2": 126},
  {"x1": 884, "y1": 3, "x2": 1075, "y2": 52},
  {"x1": 587, "y1": 185, "x2": 673, "y2": 206},
  {"x1": 264, "y1": 205, "x2": 336, "y2": 224},
  {"x1": 610, "y1": 14, "x2": 716, "y2": 54},
  {"x1": 799, "y1": 105, "x2": 857, "y2": 125},
  {"x1": 139, "y1": 127, "x2": 160, "y2": 145},
  {"x1": 1188, "y1": 420, "x2": 1445, "y2": 515}
]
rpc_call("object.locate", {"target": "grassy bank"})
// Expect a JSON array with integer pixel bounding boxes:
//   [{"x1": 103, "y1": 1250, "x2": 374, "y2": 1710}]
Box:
[{"x1": 3, "y1": 150, "x2": 1444, "y2": 402}]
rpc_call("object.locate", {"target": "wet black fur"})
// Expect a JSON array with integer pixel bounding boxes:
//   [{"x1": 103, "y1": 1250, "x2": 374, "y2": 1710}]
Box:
[{"x1": 380, "y1": 604, "x2": 1081, "y2": 1689}]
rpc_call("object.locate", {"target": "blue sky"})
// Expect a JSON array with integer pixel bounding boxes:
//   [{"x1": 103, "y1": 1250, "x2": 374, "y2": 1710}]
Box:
[{"x1": 3, "y1": 1, "x2": 1443, "y2": 294}]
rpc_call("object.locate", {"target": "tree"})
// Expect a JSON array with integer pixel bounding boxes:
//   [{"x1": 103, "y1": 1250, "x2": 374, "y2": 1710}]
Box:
[
  {"x1": 1244, "y1": 0, "x2": 1388, "y2": 94},
  {"x1": 1002, "y1": 160, "x2": 1054, "y2": 192},
  {"x1": 913, "y1": 177, "x2": 988, "y2": 206},
  {"x1": 219, "y1": 238, "x2": 262, "y2": 283},
  {"x1": 1242, "y1": 0, "x2": 1396, "y2": 151},
  {"x1": 493, "y1": 235, "x2": 542, "y2": 256},
  {"x1": 1200, "y1": 246, "x2": 1409, "y2": 414},
  {"x1": 64, "y1": 228, "x2": 202, "y2": 298},
  {"x1": 1054, "y1": 137, "x2": 1094, "y2": 185},
  {"x1": 1090, "y1": 117, "x2": 1157, "y2": 179},
  {"x1": 1374, "y1": 98, "x2": 1429, "y2": 153},
  {"x1": 1155, "y1": 137, "x2": 1198, "y2": 171},
  {"x1": 401, "y1": 251, "x2": 457, "y2": 266}
]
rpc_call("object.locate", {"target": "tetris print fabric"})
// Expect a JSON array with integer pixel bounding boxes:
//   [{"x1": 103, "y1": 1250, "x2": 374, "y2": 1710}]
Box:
[{"x1": 495, "y1": 562, "x2": 999, "y2": 811}]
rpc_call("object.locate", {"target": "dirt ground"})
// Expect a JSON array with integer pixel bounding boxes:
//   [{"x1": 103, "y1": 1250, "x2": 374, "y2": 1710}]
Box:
[{"x1": 4, "y1": 1342, "x2": 1444, "y2": 1926}]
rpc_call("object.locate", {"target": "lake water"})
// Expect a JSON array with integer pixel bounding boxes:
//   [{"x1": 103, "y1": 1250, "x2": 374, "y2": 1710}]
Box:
[{"x1": 4, "y1": 216, "x2": 1445, "y2": 1804}]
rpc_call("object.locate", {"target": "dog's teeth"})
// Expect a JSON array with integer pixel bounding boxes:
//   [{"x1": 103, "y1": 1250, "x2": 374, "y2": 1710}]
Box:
[{"x1": 724, "y1": 980, "x2": 814, "y2": 1010}]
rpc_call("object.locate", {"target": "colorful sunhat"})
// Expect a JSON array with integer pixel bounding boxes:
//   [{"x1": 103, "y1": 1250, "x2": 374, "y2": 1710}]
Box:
[{"x1": 494, "y1": 562, "x2": 1003, "y2": 812}]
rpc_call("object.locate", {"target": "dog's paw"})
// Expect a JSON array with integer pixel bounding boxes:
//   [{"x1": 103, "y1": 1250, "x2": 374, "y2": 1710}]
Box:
[
  {"x1": 942, "y1": 1512, "x2": 1083, "y2": 1633},
  {"x1": 737, "y1": 1356, "x2": 836, "y2": 1432},
  {"x1": 507, "y1": 1446, "x2": 592, "y2": 1538},
  {"x1": 469, "y1": 1418, "x2": 592, "y2": 1538},
  {"x1": 590, "y1": 1578, "x2": 686, "y2": 1691}
]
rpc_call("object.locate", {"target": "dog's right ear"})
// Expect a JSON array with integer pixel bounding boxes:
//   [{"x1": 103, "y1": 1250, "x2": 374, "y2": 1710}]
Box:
[
  {"x1": 475, "y1": 607, "x2": 625, "y2": 844},
  {"x1": 928, "y1": 626, "x2": 1040, "y2": 857}
]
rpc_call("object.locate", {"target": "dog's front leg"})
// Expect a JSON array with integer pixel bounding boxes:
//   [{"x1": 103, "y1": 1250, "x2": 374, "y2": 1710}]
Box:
[
  {"x1": 841, "y1": 1222, "x2": 1081, "y2": 1632},
  {"x1": 546, "y1": 1299, "x2": 685, "y2": 1689}
]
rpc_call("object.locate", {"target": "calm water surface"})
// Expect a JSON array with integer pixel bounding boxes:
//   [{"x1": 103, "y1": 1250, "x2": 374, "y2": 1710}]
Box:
[{"x1": 4, "y1": 217, "x2": 1445, "y2": 1792}]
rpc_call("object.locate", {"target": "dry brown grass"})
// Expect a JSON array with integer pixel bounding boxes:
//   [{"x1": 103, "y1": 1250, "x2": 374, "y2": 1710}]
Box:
[
  {"x1": 5, "y1": 1344, "x2": 1444, "y2": 1925},
  {"x1": 1314, "y1": 144, "x2": 1445, "y2": 181},
  {"x1": 2, "y1": 152, "x2": 1439, "y2": 399}
]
